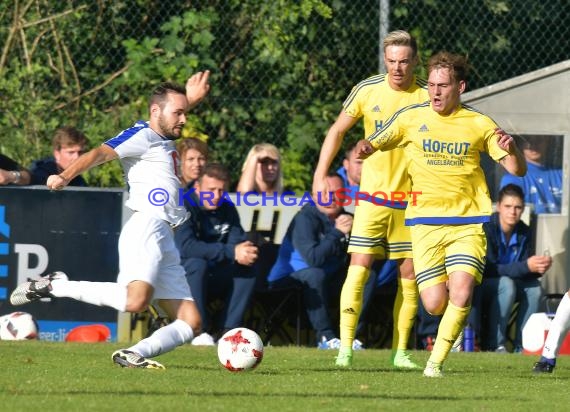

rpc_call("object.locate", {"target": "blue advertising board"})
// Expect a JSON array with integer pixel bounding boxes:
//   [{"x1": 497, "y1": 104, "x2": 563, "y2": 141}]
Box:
[{"x1": 0, "y1": 186, "x2": 123, "y2": 341}]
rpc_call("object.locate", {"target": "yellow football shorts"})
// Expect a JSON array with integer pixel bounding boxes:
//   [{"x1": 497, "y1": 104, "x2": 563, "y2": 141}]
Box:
[
  {"x1": 411, "y1": 223, "x2": 486, "y2": 292},
  {"x1": 347, "y1": 199, "x2": 411, "y2": 259}
]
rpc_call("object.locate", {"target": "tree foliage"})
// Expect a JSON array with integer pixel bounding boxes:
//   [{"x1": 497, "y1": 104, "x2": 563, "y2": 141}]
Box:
[{"x1": 0, "y1": 0, "x2": 567, "y2": 190}]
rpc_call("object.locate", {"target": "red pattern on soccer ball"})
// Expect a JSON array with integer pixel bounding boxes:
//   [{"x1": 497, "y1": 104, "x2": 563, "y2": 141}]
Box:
[
  {"x1": 251, "y1": 348, "x2": 263, "y2": 368},
  {"x1": 222, "y1": 329, "x2": 251, "y2": 353},
  {"x1": 218, "y1": 328, "x2": 264, "y2": 372}
]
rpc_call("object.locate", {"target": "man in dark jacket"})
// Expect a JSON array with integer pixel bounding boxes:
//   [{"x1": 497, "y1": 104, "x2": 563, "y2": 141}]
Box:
[
  {"x1": 268, "y1": 173, "x2": 353, "y2": 348},
  {"x1": 175, "y1": 163, "x2": 258, "y2": 345},
  {"x1": 30, "y1": 126, "x2": 89, "y2": 186},
  {"x1": 476, "y1": 183, "x2": 552, "y2": 352}
]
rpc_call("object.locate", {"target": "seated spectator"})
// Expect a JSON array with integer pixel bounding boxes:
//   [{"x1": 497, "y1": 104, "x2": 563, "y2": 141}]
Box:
[
  {"x1": 500, "y1": 135, "x2": 562, "y2": 214},
  {"x1": 30, "y1": 126, "x2": 88, "y2": 186},
  {"x1": 336, "y1": 142, "x2": 362, "y2": 199},
  {"x1": 177, "y1": 137, "x2": 209, "y2": 189},
  {"x1": 478, "y1": 183, "x2": 552, "y2": 352},
  {"x1": 0, "y1": 154, "x2": 31, "y2": 185},
  {"x1": 174, "y1": 163, "x2": 258, "y2": 345},
  {"x1": 268, "y1": 172, "x2": 352, "y2": 348},
  {"x1": 236, "y1": 143, "x2": 283, "y2": 194}
]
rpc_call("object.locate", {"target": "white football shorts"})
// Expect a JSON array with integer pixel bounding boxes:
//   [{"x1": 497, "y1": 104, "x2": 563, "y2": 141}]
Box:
[{"x1": 117, "y1": 211, "x2": 193, "y2": 301}]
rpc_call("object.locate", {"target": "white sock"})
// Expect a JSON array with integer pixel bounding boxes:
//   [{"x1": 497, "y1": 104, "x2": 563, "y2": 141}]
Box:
[
  {"x1": 542, "y1": 292, "x2": 570, "y2": 359},
  {"x1": 51, "y1": 280, "x2": 127, "y2": 312},
  {"x1": 128, "y1": 319, "x2": 195, "y2": 358}
]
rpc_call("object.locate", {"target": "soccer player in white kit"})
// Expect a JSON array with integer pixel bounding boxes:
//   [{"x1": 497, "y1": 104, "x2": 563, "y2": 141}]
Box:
[
  {"x1": 10, "y1": 72, "x2": 211, "y2": 369},
  {"x1": 532, "y1": 290, "x2": 570, "y2": 373}
]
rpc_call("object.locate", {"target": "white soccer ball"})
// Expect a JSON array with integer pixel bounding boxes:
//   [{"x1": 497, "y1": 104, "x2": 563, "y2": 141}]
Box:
[
  {"x1": 0, "y1": 312, "x2": 39, "y2": 340},
  {"x1": 217, "y1": 327, "x2": 264, "y2": 372}
]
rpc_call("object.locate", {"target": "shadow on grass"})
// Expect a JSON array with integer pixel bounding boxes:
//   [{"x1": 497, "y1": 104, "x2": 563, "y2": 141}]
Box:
[
  {"x1": 5, "y1": 388, "x2": 518, "y2": 402},
  {"x1": 171, "y1": 364, "x2": 418, "y2": 374}
]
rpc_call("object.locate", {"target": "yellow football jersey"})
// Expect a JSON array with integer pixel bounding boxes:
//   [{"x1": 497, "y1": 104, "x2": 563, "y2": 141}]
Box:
[
  {"x1": 368, "y1": 102, "x2": 509, "y2": 224},
  {"x1": 343, "y1": 74, "x2": 428, "y2": 205}
]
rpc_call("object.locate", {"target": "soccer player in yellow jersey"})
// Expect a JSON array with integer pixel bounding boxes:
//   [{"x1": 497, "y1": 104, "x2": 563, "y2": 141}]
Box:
[
  {"x1": 359, "y1": 51, "x2": 527, "y2": 377},
  {"x1": 313, "y1": 30, "x2": 428, "y2": 368}
]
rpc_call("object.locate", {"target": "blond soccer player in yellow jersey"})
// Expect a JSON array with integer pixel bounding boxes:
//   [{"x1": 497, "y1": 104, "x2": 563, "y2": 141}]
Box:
[
  {"x1": 312, "y1": 30, "x2": 428, "y2": 368},
  {"x1": 358, "y1": 51, "x2": 527, "y2": 377}
]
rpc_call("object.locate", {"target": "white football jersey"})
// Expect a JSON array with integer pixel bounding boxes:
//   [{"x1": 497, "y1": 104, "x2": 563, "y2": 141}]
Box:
[{"x1": 105, "y1": 121, "x2": 188, "y2": 226}]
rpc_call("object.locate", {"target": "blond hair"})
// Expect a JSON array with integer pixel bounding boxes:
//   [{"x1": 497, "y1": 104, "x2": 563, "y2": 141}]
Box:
[
  {"x1": 241, "y1": 143, "x2": 283, "y2": 193},
  {"x1": 383, "y1": 30, "x2": 418, "y2": 58}
]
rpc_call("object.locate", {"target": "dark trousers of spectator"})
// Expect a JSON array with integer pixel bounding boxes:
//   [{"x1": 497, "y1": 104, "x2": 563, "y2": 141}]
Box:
[
  {"x1": 269, "y1": 267, "x2": 342, "y2": 343},
  {"x1": 182, "y1": 258, "x2": 256, "y2": 336}
]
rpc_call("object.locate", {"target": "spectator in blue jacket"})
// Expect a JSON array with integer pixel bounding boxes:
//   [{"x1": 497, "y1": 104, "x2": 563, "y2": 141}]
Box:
[
  {"x1": 500, "y1": 135, "x2": 562, "y2": 214},
  {"x1": 268, "y1": 173, "x2": 353, "y2": 349},
  {"x1": 30, "y1": 126, "x2": 89, "y2": 186},
  {"x1": 476, "y1": 183, "x2": 552, "y2": 352},
  {"x1": 175, "y1": 163, "x2": 258, "y2": 345}
]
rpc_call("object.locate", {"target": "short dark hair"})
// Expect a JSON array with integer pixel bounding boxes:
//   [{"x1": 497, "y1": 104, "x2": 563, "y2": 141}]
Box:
[
  {"x1": 327, "y1": 171, "x2": 344, "y2": 181},
  {"x1": 498, "y1": 183, "x2": 524, "y2": 203},
  {"x1": 199, "y1": 163, "x2": 230, "y2": 183},
  {"x1": 149, "y1": 82, "x2": 186, "y2": 110},
  {"x1": 344, "y1": 141, "x2": 358, "y2": 160}
]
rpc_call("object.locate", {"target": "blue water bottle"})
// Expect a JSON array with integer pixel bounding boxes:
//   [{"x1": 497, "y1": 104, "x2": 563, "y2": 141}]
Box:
[{"x1": 463, "y1": 324, "x2": 474, "y2": 352}]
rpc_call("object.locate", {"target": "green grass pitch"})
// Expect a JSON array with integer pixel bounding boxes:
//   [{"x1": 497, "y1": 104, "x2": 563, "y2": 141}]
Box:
[{"x1": 1, "y1": 341, "x2": 569, "y2": 411}]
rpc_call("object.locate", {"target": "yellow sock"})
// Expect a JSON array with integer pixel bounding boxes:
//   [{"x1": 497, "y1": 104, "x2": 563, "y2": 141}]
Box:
[
  {"x1": 429, "y1": 301, "x2": 470, "y2": 365},
  {"x1": 392, "y1": 277, "x2": 418, "y2": 351},
  {"x1": 339, "y1": 265, "x2": 370, "y2": 348}
]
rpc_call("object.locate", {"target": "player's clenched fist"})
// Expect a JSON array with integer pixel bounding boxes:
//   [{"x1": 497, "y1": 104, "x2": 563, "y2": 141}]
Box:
[
  {"x1": 335, "y1": 213, "x2": 353, "y2": 235},
  {"x1": 355, "y1": 139, "x2": 375, "y2": 159},
  {"x1": 46, "y1": 174, "x2": 69, "y2": 191}
]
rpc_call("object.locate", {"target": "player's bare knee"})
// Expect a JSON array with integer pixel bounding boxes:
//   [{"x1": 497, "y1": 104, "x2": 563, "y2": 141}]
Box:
[
  {"x1": 350, "y1": 253, "x2": 374, "y2": 268},
  {"x1": 125, "y1": 298, "x2": 149, "y2": 313},
  {"x1": 449, "y1": 288, "x2": 472, "y2": 308},
  {"x1": 125, "y1": 280, "x2": 153, "y2": 313},
  {"x1": 424, "y1": 301, "x2": 446, "y2": 315}
]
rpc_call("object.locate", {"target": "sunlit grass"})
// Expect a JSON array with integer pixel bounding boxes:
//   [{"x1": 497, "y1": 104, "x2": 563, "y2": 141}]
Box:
[{"x1": 1, "y1": 341, "x2": 568, "y2": 411}]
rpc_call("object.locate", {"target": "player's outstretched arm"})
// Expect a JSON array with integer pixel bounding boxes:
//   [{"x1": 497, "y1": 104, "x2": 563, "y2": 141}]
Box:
[
  {"x1": 496, "y1": 128, "x2": 527, "y2": 177},
  {"x1": 47, "y1": 145, "x2": 118, "y2": 190},
  {"x1": 186, "y1": 70, "x2": 211, "y2": 110},
  {"x1": 312, "y1": 111, "x2": 358, "y2": 201}
]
